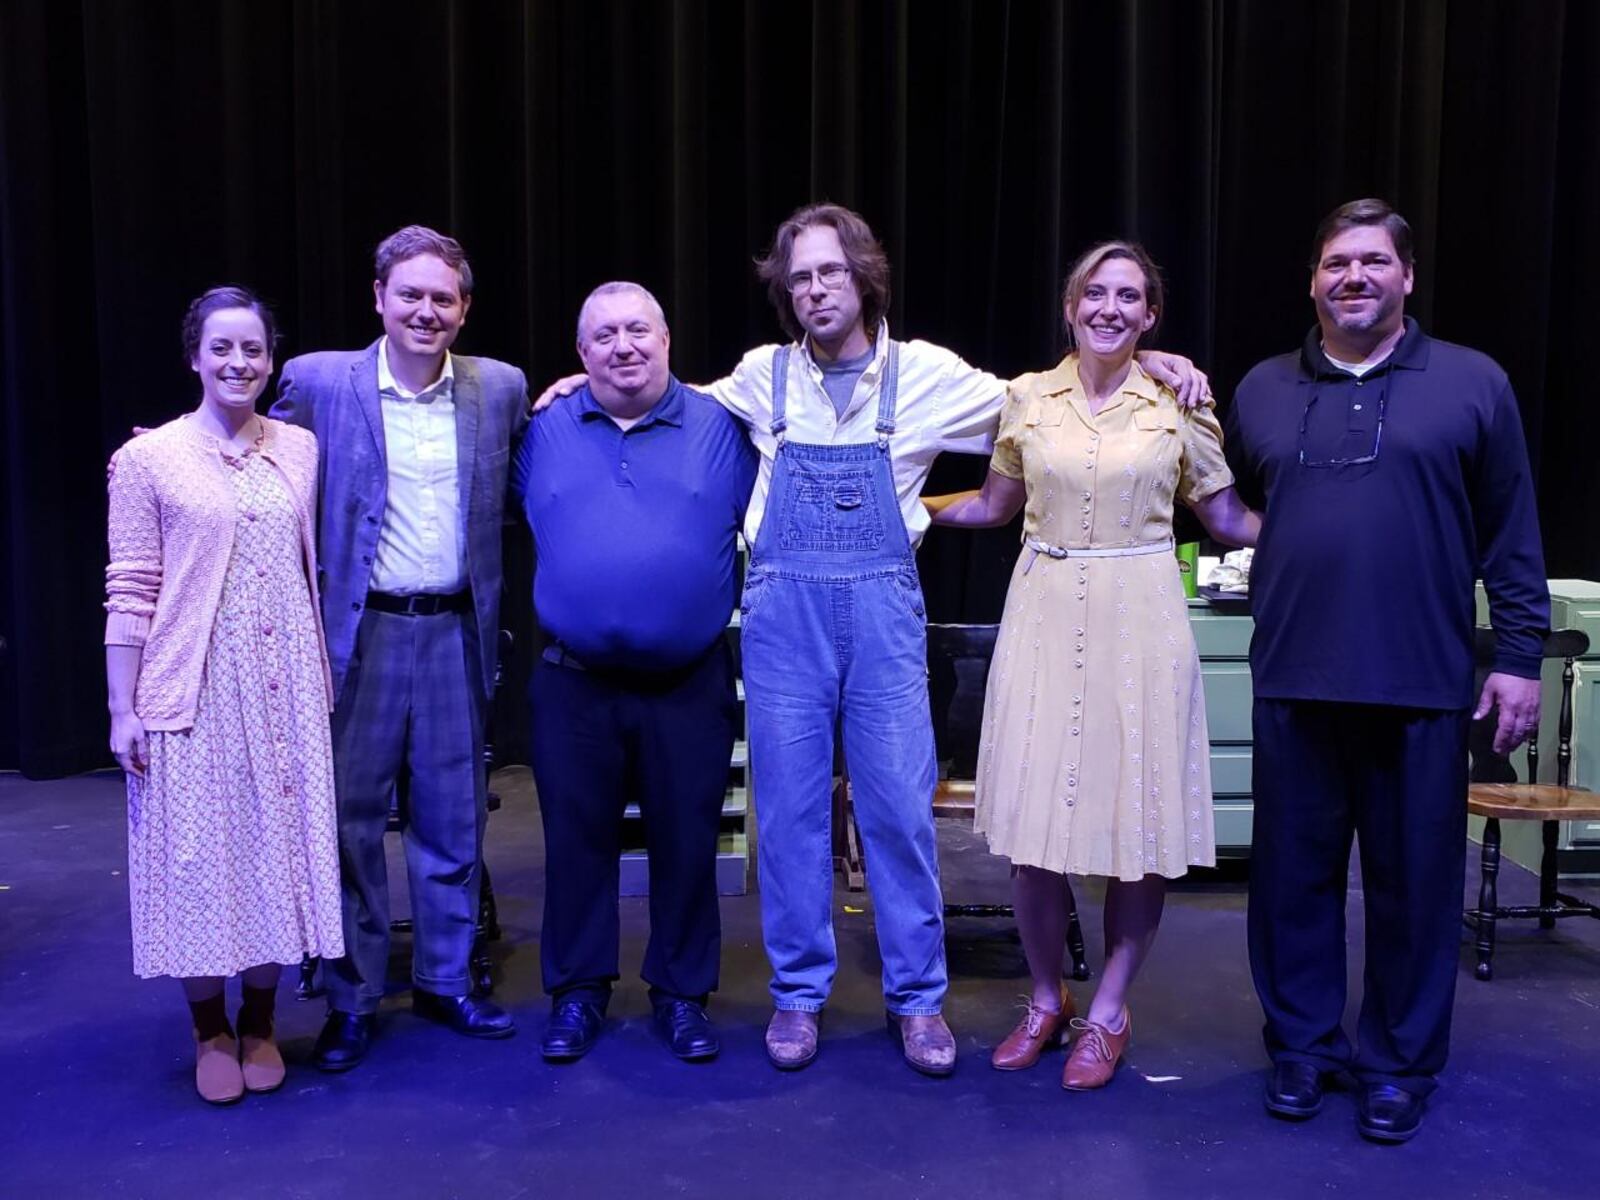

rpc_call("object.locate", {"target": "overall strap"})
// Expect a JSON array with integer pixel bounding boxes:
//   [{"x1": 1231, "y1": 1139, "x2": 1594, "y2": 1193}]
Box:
[
  {"x1": 874, "y1": 339, "x2": 901, "y2": 448},
  {"x1": 770, "y1": 345, "x2": 792, "y2": 443}
]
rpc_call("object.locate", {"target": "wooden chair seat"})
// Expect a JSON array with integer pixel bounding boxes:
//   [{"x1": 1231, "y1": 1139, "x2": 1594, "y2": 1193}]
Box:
[
  {"x1": 1465, "y1": 626, "x2": 1600, "y2": 981},
  {"x1": 1467, "y1": 783, "x2": 1600, "y2": 821},
  {"x1": 931, "y1": 779, "x2": 976, "y2": 819}
]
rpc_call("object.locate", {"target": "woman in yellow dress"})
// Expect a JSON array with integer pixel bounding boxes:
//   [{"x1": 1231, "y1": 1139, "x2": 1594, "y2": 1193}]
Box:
[{"x1": 924, "y1": 242, "x2": 1259, "y2": 1089}]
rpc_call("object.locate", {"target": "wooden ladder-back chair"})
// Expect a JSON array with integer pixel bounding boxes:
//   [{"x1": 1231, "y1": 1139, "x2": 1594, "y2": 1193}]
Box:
[{"x1": 1465, "y1": 627, "x2": 1600, "y2": 980}]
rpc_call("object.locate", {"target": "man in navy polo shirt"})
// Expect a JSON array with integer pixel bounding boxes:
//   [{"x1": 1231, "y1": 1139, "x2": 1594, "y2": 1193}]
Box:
[
  {"x1": 511, "y1": 282, "x2": 756, "y2": 1063},
  {"x1": 1226, "y1": 199, "x2": 1548, "y2": 1143}
]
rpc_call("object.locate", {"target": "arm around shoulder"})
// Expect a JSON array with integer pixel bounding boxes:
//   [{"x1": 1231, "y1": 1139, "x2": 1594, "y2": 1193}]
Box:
[{"x1": 268, "y1": 358, "x2": 313, "y2": 428}]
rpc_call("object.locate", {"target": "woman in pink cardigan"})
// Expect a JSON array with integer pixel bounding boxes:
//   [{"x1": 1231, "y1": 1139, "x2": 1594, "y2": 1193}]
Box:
[{"x1": 105, "y1": 287, "x2": 343, "y2": 1104}]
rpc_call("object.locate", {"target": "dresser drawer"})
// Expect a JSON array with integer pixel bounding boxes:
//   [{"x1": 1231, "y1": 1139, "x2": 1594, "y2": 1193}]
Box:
[
  {"x1": 1201, "y1": 662, "x2": 1254, "y2": 742},
  {"x1": 1210, "y1": 746, "x2": 1253, "y2": 796}
]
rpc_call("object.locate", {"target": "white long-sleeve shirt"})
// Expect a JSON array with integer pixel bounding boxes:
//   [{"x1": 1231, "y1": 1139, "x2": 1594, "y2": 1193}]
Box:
[
  {"x1": 703, "y1": 322, "x2": 1006, "y2": 548},
  {"x1": 371, "y1": 338, "x2": 465, "y2": 594}
]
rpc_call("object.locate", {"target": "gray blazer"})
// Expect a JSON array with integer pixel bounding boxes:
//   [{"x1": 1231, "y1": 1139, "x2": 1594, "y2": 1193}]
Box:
[{"x1": 271, "y1": 340, "x2": 529, "y2": 703}]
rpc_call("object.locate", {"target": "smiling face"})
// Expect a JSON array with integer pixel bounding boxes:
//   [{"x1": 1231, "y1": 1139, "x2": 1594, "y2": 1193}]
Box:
[
  {"x1": 373, "y1": 252, "x2": 471, "y2": 359},
  {"x1": 192, "y1": 307, "x2": 273, "y2": 414},
  {"x1": 1067, "y1": 256, "x2": 1158, "y2": 365},
  {"x1": 1310, "y1": 223, "x2": 1413, "y2": 344},
  {"x1": 576, "y1": 287, "x2": 671, "y2": 409}
]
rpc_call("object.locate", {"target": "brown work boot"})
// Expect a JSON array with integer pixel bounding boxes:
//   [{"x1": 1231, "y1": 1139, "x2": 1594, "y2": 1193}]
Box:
[
  {"x1": 239, "y1": 1032, "x2": 286, "y2": 1093},
  {"x1": 194, "y1": 1030, "x2": 245, "y2": 1105},
  {"x1": 991, "y1": 991, "x2": 1076, "y2": 1071},
  {"x1": 1061, "y1": 1009, "x2": 1131, "y2": 1091},
  {"x1": 887, "y1": 1012, "x2": 957, "y2": 1077},
  {"x1": 765, "y1": 1009, "x2": 819, "y2": 1070}
]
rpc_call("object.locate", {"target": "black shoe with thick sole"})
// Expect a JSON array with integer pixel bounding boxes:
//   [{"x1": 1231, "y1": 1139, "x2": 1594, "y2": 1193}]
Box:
[
  {"x1": 653, "y1": 1000, "x2": 720, "y2": 1062},
  {"x1": 1357, "y1": 1083, "x2": 1426, "y2": 1144},
  {"x1": 412, "y1": 990, "x2": 516, "y2": 1039},
  {"x1": 540, "y1": 1000, "x2": 606, "y2": 1062},
  {"x1": 313, "y1": 1011, "x2": 376, "y2": 1073},
  {"x1": 1264, "y1": 1061, "x2": 1326, "y2": 1119}
]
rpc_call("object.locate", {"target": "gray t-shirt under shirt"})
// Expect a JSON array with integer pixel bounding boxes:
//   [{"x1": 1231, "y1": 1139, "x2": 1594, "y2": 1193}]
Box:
[{"x1": 818, "y1": 345, "x2": 877, "y2": 419}]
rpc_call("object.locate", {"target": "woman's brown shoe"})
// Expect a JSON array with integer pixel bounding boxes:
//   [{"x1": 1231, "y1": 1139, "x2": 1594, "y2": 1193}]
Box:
[
  {"x1": 991, "y1": 992, "x2": 1075, "y2": 1071},
  {"x1": 240, "y1": 1033, "x2": 286, "y2": 1093},
  {"x1": 194, "y1": 1031, "x2": 245, "y2": 1105},
  {"x1": 1061, "y1": 1009, "x2": 1131, "y2": 1091}
]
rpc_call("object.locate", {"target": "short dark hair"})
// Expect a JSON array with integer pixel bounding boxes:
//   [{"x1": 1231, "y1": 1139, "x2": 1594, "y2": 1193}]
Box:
[
  {"x1": 181, "y1": 285, "x2": 278, "y2": 364},
  {"x1": 374, "y1": 224, "x2": 475, "y2": 295},
  {"x1": 575, "y1": 281, "x2": 669, "y2": 343},
  {"x1": 1060, "y1": 241, "x2": 1165, "y2": 350},
  {"x1": 755, "y1": 202, "x2": 891, "y2": 342},
  {"x1": 1309, "y1": 198, "x2": 1414, "y2": 269}
]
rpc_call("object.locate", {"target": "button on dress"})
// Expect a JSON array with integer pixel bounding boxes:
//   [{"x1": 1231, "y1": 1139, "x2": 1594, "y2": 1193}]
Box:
[{"x1": 973, "y1": 358, "x2": 1234, "y2": 880}]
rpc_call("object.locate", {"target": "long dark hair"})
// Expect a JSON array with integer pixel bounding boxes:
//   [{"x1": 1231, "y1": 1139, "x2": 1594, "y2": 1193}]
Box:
[{"x1": 755, "y1": 202, "x2": 892, "y2": 342}]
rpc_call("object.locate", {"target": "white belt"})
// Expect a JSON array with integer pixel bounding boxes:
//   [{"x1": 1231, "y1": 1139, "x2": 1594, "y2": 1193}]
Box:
[{"x1": 1023, "y1": 536, "x2": 1174, "y2": 573}]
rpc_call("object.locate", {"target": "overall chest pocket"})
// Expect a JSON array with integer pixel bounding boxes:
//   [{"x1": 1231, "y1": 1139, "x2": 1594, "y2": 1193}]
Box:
[{"x1": 778, "y1": 464, "x2": 885, "y2": 552}]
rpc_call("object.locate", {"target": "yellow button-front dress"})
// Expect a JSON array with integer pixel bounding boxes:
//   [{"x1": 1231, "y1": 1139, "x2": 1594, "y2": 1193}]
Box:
[{"x1": 973, "y1": 356, "x2": 1234, "y2": 881}]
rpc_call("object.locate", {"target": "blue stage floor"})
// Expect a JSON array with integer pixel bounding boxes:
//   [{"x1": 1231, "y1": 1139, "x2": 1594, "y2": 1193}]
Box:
[{"x1": 2, "y1": 768, "x2": 1597, "y2": 1199}]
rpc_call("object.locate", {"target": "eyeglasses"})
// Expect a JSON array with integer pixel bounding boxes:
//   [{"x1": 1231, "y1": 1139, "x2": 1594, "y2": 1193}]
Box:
[
  {"x1": 1298, "y1": 372, "x2": 1388, "y2": 468},
  {"x1": 787, "y1": 263, "x2": 851, "y2": 294}
]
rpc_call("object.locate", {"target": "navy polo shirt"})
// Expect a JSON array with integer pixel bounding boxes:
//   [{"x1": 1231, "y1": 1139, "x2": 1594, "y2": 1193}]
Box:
[
  {"x1": 1224, "y1": 318, "x2": 1548, "y2": 710},
  {"x1": 511, "y1": 376, "x2": 757, "y2": 671}
]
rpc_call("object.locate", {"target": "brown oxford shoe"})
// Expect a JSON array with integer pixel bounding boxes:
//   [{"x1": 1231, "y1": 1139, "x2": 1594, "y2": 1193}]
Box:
[
  {"x1": 1061, "y1": 1009, "x2": 1131, "y2": 1091},
  {"x1": 765, "y1": 1009, "x2": 820, "y2": 1070},
  {"x1": 991, "y1": 991, "x2": 1076, "y2": 1071},
  {"x1": 887, "y1": 1012, "x2": 957, "y2": 1077}
]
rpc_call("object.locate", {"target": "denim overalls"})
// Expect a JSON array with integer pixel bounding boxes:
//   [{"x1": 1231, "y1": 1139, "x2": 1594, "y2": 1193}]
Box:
[{"x1": 740, "y1": 341, "x2": 946, "y2": 1016}]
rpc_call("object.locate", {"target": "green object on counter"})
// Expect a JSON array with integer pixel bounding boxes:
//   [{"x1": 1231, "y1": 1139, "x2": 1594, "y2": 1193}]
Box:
[{"x1": 1175, "y1": 542, "x2": 1199, "y2": 598}]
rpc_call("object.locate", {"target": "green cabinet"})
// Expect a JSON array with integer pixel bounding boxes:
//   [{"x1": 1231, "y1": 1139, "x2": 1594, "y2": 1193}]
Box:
[{"x1": 1189, "y1": 600, "x2": 1257, "y2": 854}]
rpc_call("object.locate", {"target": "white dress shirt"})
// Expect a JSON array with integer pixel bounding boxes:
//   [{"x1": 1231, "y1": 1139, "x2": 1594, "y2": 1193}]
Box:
[
  {"x1": 703, "y1": 321, "x2": 1006, "y2": 547},
  {"x1": 371, "y1": 338, "x2": 465, "y2": 594}
]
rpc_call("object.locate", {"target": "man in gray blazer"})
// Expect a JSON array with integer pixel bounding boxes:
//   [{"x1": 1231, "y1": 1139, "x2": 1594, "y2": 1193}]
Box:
[{"x1": 271, "y1": 225, "x2": 529, "y2": 1069}]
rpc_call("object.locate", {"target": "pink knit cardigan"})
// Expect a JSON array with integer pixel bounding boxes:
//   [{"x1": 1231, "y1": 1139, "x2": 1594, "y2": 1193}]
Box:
[{"x1": 104, "y1": 414, "x2": 333, "y2": 730}]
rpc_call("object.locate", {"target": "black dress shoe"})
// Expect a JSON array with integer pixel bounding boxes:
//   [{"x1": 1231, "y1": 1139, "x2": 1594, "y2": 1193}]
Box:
[
  {"x1": 541, "y1": 1000, "x2": 606, "y2": 1062},
  {"x1": 1357, "y1": 1083, "x2": 1426, "y2": 1143},
  {"x1": 1264, "y1": 1061, "x2": 1325, "y2": 1119},
  {"x1": 412, "y1": 990, "x2": 516, "y2": 1039},
  {"x1": 313, "y1": 1011, "x2": 376, "y2": 1072},
  {"x1": 653, "y1": 1000, "x2": 720, "y2": 1062}
]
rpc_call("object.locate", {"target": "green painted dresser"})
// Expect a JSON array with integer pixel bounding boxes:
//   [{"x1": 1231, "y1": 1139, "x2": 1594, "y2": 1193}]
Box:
[{"x1": 1189, "y1": 598, "x2": 1258, "y2": 853}]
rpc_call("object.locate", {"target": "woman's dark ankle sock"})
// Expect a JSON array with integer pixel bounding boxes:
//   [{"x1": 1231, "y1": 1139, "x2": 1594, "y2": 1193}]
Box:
[
  {"x1": 188, "y1": 993, "x2": 232, "y2": 1041},
  {"x1": 237, "y1": 984, "x2": 277, "y2": 1039}
]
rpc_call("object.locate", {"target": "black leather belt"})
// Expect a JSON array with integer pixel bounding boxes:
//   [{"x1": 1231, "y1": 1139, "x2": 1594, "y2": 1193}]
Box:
[{"x1": 366, "y1": 589, "x2": 471, "y2": 616}]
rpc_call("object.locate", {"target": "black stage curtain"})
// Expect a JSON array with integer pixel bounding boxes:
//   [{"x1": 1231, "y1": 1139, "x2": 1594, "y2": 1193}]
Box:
[{"x1": 2, "y1": 1, "x2": 1596, "y2": 776}]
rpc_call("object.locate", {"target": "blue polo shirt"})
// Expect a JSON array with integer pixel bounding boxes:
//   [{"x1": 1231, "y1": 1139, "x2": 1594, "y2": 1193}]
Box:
[
  {"x1": 1224, "y1": 318, "x2": 1548, "y2": 710},
  {"x1": 512, "y1": 376, "x2": 757, "y2": 671}
]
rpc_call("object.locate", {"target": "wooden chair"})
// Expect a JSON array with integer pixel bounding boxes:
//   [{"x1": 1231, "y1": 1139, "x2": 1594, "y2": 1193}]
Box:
[
  {"x1": 834, "y1": 623, "x2": 1089, "y2": 979},
  {"x1": 1465, "y1": 627, "x2": 1600, "y2": 981}
]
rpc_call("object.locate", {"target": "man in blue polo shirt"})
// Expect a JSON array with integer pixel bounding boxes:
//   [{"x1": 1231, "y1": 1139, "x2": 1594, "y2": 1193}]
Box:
[
  {"x1": 511, "y1": 282, "x2": 756, "y2": 1063},
  {"x1": 1226, "y1": 199, "x2": 1548, "y2": 1143}
]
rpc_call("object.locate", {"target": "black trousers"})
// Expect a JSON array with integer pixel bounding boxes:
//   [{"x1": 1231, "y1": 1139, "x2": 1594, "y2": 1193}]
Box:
[
  {"x1": 1248, "y1": 698, "x2": 1470, "y2": 1096},
  {"x1": 529, "y1": 640, "x2": 735, "y2": 1007}
]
